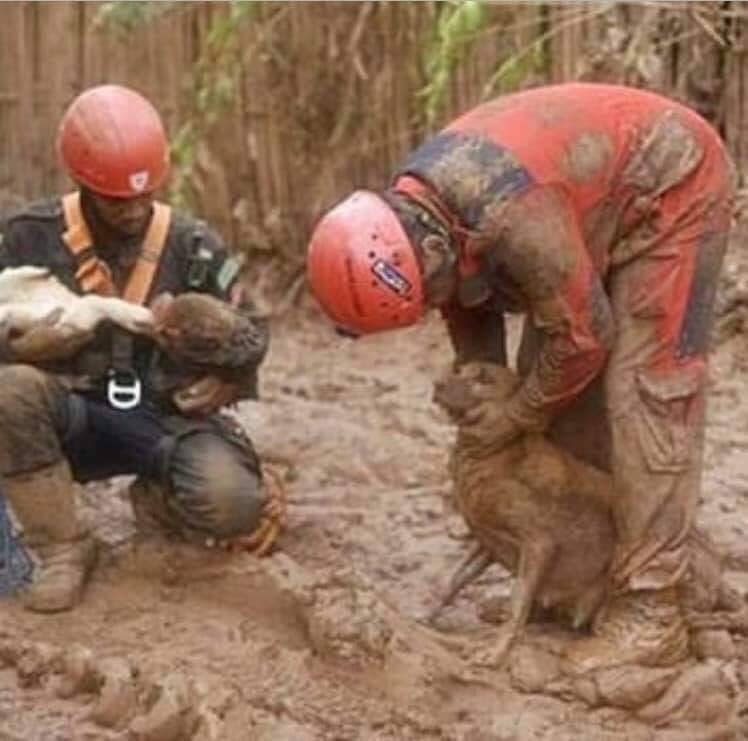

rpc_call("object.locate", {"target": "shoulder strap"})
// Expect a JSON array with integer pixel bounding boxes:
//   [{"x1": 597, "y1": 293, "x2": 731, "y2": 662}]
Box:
[
  {"x1": 61, "y1": 191, "x2": 116, "y2": 296},
  {"x1": 61, "y1": 191, "x2": 91, "y2": 253},
  {"x1": 122, "y1": 201, "x2": 171, "y2": 305},
  {"x1": 61, "y1": 192, "x2": 172, "y2": 305}
]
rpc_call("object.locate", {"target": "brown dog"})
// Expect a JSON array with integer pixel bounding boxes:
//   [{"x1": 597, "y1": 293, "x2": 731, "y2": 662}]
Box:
[
  {"x1": 431, "y1": 362, "x2": 732, "y2": 666},
  {"x1": 150, "y1": 291, "x2": 257, "y2": 367}
]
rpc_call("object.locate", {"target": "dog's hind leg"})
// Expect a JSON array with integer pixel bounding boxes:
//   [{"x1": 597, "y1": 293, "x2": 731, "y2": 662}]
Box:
[{"x1": 428, "y1": 541, "x2": 493, "y2": 624}]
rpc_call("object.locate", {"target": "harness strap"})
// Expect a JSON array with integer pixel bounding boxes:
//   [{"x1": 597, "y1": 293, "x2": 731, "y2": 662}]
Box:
[
  {"x1": 123, "y1": 201, "x2": 171, "y2": 305},
  {"x1": 61, "y1": 191, "x2": 172, "y2": 409},
  {"x1": 60, "y1": 191, "x2": 172, "y2": 306},
  {"x1": 61, "y1": 192, "x2": 116, "y2": 296}
]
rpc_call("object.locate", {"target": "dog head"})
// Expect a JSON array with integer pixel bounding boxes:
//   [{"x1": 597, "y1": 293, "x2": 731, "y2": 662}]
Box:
[
  {"x1": 151, "y1": 292, "x2": 237, "y2": 361},
  {"x1": 432, "y1": 362, "x2": 520, "y2": 422}
]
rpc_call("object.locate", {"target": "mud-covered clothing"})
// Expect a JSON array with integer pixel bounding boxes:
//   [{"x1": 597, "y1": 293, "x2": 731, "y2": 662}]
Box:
[
  {"x1": 390, "y1": 82, "x2": 735, "y2": 593},
  {"x1": 0, "y1": 196, "x2": 269, "y2": 537},
  {"x1": 0, "y1": 195, "x2": 269, "y2": 403},
  {"x1": 0, "y1": 365, "x2": 262, "y2": 537}
]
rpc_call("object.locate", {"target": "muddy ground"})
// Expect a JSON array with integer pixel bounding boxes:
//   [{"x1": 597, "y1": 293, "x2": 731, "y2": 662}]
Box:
[{"x1": 3, "y1": 228, "x2": 748, "y2": 740}]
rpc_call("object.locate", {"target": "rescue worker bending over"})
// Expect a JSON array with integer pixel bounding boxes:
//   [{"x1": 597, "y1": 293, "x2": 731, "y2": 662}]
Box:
[
  {"x1": 0, "y1": 85, "x2": 271, "y2": 613},
  {"x1": 306, "y1": 83, "x2": 735, "y2": 672}
]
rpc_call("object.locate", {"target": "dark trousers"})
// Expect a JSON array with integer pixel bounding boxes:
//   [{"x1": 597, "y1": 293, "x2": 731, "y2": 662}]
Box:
[{"x1": 0, "y1": 365, "x2": 265, "y2": 538}]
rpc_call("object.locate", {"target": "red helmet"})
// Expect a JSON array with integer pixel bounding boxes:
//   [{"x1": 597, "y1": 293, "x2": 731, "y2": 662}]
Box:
[
  {"x1": 57, "y1": 85, "x2": 170, "y2": 198},
  {"x1": 306, "y1": 190, "x2": 424, "y2": 334}
]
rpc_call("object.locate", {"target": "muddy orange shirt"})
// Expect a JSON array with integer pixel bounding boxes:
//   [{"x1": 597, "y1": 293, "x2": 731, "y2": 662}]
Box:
[{"x1": 392, "y1": 82, "x2": 727, "y2": 425}]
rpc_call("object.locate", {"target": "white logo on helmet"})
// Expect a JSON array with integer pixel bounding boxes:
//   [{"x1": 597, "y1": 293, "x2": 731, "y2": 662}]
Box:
[
  {"x1": 371, "y1": 259, "x2": 411, "y2": 296},
  {"x1": 128, "y1": 170, "x2": 149, "y2": 193}
]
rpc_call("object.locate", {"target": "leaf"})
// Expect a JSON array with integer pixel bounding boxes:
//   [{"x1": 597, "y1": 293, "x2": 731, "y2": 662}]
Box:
[{"x1": 418, "y1": 0, "x2": 487, "y2": 126}]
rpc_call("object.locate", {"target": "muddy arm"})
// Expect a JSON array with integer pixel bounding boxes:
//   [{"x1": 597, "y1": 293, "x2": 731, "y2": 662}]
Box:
[
  {"x1": 7, "y1": 323, "x2": 92, "y2": 363},
  {"x1": 484, "y1": 186, "x2": 615, "y2": 431}
]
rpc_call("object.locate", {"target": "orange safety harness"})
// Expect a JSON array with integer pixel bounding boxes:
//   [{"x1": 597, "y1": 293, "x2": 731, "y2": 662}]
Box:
[
  {"x1": 60, "y1": 191, "x2": 172, "y2": 409},
  {"x1": 61, "y1": 191, "x2": 171, "y2": 303}
]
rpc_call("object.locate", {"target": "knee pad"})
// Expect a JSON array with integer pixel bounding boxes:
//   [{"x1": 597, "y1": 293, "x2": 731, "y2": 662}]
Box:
[{"x1": 151, "y1": 415, "x2": 264, "y2": 538}]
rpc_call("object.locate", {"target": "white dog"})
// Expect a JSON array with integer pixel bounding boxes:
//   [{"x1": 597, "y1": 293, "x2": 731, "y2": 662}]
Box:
[{"x1": 0, "y1": 266, "x2": 154, "y2": 362}]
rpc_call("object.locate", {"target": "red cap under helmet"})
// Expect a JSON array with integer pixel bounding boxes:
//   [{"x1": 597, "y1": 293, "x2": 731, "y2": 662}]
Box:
[
  {"x1": 306, "y1": 190, "x2": 424, "y2": 334},
  {"x1": 57, "y1": 84, "x2": 170, "y2": 198}
]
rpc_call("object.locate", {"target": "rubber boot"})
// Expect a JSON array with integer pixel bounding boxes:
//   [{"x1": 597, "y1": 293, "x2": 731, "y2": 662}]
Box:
[
  {"x1": 4, "y1": 461, "x2": 97, "y2": 613},
  {"x1": 561, "y1": 587, "x2": 690, "y2": 676}
]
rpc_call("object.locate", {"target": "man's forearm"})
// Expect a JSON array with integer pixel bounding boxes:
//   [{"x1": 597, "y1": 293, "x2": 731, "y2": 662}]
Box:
[
  {"x1": 508, "y1": 328, "x2": 608, "y2": 431},
  {"x1": 441, "y1": 302, "x2": 506, "y2": 367}
]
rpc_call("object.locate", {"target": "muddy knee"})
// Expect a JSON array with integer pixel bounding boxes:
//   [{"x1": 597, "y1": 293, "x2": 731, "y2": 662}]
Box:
[
  {"x1": 0, "y1": 364, "x2": 69, "y2": 474},
  {"x1": 167, "y1": 431, "x2": 264, "y2": 538}
]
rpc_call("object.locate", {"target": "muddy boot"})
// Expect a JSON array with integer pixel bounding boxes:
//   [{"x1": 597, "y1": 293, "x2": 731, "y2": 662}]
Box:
[
  {"x1": 129, "y1": 477, "x2": 182, "y2": 540},
  {"x1": 5, "y1": 461, "x2": 97, "y2": 613},
  {"x1": 561, "y1": 587, "x2": 690, "y2": 676},
  {"x1": 125, "y1": 478, "x2": 187, "y2": 582}
]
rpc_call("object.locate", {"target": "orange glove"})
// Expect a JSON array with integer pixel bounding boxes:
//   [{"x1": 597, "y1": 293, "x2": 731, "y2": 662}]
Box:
[{"x1": 223, "y1": 465, "x2": 287, "y2": 557}]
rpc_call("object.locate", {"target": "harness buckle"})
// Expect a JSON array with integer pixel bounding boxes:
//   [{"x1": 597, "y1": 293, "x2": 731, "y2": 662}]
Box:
[{"x1": 106, "y1": 369, "x2": 142, "y2": 410}]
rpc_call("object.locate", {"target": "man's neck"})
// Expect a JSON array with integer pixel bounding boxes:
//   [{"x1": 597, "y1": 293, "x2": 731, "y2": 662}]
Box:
[{"x1": 78, "y1": 190, "x2": 145, "y2": 290}]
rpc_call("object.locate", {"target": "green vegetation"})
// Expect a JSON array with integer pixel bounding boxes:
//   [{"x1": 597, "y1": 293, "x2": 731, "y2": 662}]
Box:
[
  {"x1": 169, "y1": 2, "x2": 256, "y2": 208},
  {"x1": 94, "y1": 0, "x2": 256, "y2": 208},
  {"x1": 93, "y1": 1, "x2": 177, "y2": 34},
  {"x1": 419, "y1": 1, "x2": 486, "y2": 128}
]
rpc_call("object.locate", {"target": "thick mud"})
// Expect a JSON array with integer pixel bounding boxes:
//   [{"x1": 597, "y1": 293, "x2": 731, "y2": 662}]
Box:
[{"x1": 3, "y1": 228, "x2": 748, "y2": 740}]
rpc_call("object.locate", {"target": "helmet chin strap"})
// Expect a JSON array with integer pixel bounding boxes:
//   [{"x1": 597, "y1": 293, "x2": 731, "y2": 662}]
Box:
[
  {"x1": 418, "y1": 233, "x2": 457, "y2": 306},
  {"x1": 389, "y1": 175, "x2": 481, "y2": 283},
  {"x1": 383, "y1": 190, "x2": 458, "y2": 307}
]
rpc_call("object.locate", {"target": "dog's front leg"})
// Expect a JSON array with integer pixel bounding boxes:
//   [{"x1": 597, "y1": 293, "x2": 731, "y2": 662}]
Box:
[{"x1": 471, "y1": 537, "x2": 556, "y2": 668}]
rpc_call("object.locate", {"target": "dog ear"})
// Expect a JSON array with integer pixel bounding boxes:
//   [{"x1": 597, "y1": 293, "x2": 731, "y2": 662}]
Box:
[{"x1": 433, "y1": 374, "x2": 474, "y2": 414}]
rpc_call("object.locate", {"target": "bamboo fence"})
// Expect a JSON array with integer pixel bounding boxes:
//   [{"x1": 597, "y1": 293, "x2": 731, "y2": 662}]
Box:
[{"x1": 0, "y1": 1, "x2": 745, "y2": 270}]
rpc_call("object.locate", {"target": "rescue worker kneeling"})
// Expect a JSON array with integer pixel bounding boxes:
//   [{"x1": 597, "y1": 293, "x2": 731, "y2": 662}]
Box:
[{"x1": 0, "y1": 85, "x2": 272, "y2": 613}]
